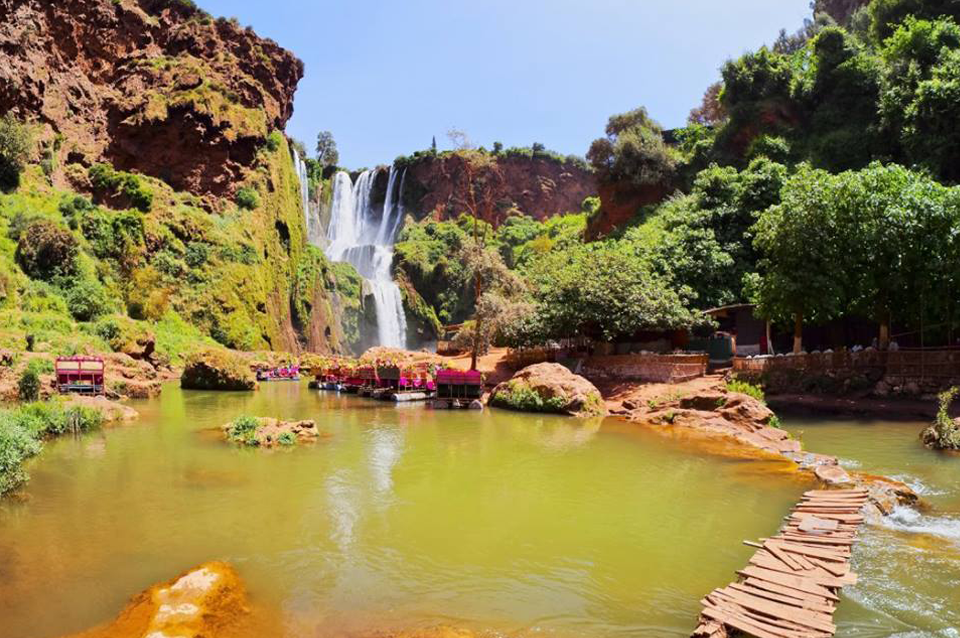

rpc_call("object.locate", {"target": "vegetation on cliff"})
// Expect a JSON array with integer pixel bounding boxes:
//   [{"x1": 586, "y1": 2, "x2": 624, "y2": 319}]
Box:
[{"x1": 921, "y1": 386, "x2": 960, "y2": 450}]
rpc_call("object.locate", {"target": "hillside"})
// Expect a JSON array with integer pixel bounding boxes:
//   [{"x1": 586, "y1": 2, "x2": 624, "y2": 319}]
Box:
[{"x1": 0, "y1": 0, "x2": 366, "y2": 365}]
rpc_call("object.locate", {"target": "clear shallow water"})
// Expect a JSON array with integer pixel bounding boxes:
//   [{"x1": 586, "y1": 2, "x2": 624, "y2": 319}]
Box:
[
  {"x1": 781, "y1": 416, "x2": 960, "y2": 637},
  {"x1": 0, "y1": 383, "x2": 805, "y2": 638}
]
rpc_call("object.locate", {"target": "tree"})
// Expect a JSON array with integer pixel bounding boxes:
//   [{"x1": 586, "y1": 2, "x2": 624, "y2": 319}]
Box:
[
  {"x1": 446, "y1": 127, "x2": 473, "y2": 151},
  {"x1": 587, "y1": 106, "x2": 678, "y2": 188},
  {"x1": 431, "y1": 136, "x2": 437, "y2": 153},
  {"x1": 688, "y1": 82, "x2": 727, "y2": 125},
  {"x1": 0, "y1": 113, "x2": 33, "y2": 191},
  {"x1": 753, "y1": 165, "x2": 851, "y2": 352},
  {"x1": 315, "y1": 131, "x2": 339, "y2": 168}
]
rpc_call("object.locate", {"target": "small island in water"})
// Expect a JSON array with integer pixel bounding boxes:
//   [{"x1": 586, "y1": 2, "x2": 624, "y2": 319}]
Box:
[{"x1": 0, "y1": 1, "x2": 958, "y2": 637}]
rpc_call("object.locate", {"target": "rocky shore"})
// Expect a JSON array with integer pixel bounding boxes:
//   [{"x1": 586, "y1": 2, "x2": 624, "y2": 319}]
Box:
[{"x1": 607, "y1": 377, "x2": 921, "y2": 521}]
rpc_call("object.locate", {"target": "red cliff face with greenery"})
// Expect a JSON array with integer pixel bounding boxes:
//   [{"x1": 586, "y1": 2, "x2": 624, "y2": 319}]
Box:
[
  {"x1": 397, "y1": 150, "x2": 597, "y2": 225},
  {"x1": 0, "y1": 0, "x2": 303, "y2": 200}
]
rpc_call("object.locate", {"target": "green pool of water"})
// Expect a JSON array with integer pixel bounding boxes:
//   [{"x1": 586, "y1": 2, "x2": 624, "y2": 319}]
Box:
[
  {"x1": 782, "y1": 415, "x2": 960, "y2": 637},
  {"x1": 0, "y1": 382, "x2": 805, "y2": 638}
]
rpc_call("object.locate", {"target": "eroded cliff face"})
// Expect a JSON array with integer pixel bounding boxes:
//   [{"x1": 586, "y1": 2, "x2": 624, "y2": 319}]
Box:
[
  {"x1": 0, "y1": 0, "x2": 302, "y2": 199},
  {"x1": 399, "y1": 153, "x2": 597, "y2": 225}
]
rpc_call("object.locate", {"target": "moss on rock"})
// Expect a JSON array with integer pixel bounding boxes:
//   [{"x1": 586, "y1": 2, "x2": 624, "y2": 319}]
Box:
[{"x1": 181, "y1": 348, "x2": 256, "y2": 391}]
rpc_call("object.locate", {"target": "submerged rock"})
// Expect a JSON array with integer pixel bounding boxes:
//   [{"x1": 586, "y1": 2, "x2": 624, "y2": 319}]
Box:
[
  {"x1": 491, "y1": 362, "x2": 606, "y2": 417},
  {"x1": 181, "y1": 349, "x2": 257, "y2": 391},
  {"x1": 222, "y1": 416, "x2": 321, "y2": 447},
  {"x1": 61, "y1": 561, "x2": 251, "y2": 638}
]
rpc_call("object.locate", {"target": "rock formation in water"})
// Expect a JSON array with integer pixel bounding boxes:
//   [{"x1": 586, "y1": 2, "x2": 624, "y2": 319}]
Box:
[
  {"x1": 398, "y1": 153, "x2": 597, "y2": 225},
  {"x1": 222, "y1": 416, "x2": 322, "y2": 447},
  {"x1": 60, "y1": 561, "x2": 258, "y2": 638},
  {"x1": 491, "y1": 362, "x2": 607, "y2": 417},
  {"x1": 0, "y1": 0, "x2": 302, "y2": 199}
]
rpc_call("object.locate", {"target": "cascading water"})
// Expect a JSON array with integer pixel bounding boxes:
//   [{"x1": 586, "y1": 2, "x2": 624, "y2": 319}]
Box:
[
  {"x1": 325, "y1": 167, "x2": 408, "y2": 348},
  {"x1": 293, "y1": 150, "x2": 324, "y2": 246}
]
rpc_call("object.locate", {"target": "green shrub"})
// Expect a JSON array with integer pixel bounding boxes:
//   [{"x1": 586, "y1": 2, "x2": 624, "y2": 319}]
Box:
[
  {"x1": 0, "y1": 416, "x2": 42, "y2": 495},
  {"x1": 59, "y1": 195, "x2": 94, "y2": 229},
  {"x1": 278, "y1": 431, "x2": 296, "y2": 446},
  {"x1": 15, "y1": 220, "x2": 79, "y2": 281},
  {"x1": 265, "y1": 130, "x2": 283, "y2": 152},
  {"x1": 726, "y1": 379, "x2": 766, "y2": 403},
  {"x1": 236, "y1": 187, "x2": 260, "y2": 210},
  {"x1": 492, "y1": 380, "x2": 567, "y2": 414},
  {"x1": 0, "y1": 113, "x2": 33, "y2": 192},
  {"x1": 17, "y1": 368, "x2": 40, "y2": 402},
  {"x1": 226, "y1": 415, "x2": 260, "y2": 446},
  {"x1": 62, "y1": 278, "x2": 112, "y2": 322},
  {"x1": 88, "y1": 163, "x2": 153, "y2": 212},
  {"x1": 26, "y1": 358, "x2": 54, "y2": 375}
]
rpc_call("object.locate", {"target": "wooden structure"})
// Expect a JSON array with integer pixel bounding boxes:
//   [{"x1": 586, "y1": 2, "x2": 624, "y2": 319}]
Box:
[
  {"x1": 693, "y1": 489, "x2": 869, "y2": 638},
  {"x1": 55, "y1": 356, "x2": 105, "y2": 395}
]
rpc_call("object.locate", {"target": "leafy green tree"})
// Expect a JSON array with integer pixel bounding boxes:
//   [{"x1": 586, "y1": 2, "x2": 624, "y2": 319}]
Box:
[
  {"x1": 0, "y1": 113, "x2": 33, "y2": 192},
  {"x1": 868, "y1": 0, "x2": 960, "y2": 41},
  {"x1": 315, "y1": 131, "x2": 339, "y2": 168},
  {"x1": 753, "y1": 165, "x2": 851, "y2": 352},
  {"x1": 587, "y1": 107, "x2": 678, "y2": 189}
]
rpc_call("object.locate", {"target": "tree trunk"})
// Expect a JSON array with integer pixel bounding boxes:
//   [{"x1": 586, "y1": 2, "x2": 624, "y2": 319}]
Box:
[
  {"x1": 879, "y1": 321, "x2": 890, "y2": 351},
  {"x1": 793, "y1": 312, "x2": 803, "y2": 354}
]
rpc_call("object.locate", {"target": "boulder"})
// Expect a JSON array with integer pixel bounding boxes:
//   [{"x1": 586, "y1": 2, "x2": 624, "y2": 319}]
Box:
[
  {"x1": 814, "y1": 464, "x2": 852, "y2": 485},
  {"x1": 181, "y1": 349, "x2": 257, "y2": 391},
  {"x1": 60, "y1": 561, "x2": 251, "y2": 638},
  {"x1": 490, "y1": 362, "x2": 606, "y2": 417}
]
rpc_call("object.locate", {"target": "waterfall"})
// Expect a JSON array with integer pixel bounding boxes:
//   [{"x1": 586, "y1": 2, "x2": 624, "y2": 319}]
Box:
[
  {"x1": 293, "y1": 150, "x2": 323, "y2": 246},
  {"x1": 325, "y1": 167, "x2": 408, "y2": 348}
]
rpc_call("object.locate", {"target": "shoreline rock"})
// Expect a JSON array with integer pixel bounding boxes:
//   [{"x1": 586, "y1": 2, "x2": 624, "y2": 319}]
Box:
[
  {"x1": 613, "y1": 383, "x2": 921, "y2": 517},
  {"x1": 490, "y1": 362, "x2": 607, "y2": 418},
  {"x1": 181, "y1": 349, "x2": 257, "y2": 392}
]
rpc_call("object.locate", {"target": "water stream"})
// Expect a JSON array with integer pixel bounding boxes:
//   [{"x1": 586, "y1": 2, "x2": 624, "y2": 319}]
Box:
[
  {"x1": 780, "y1": 416, "x2": 960, "y2": 637},
  {"x1": 325, "y1": 168, "x2": 408, "y2": 348},
  {"x1": 293, "y1": 150, "x2": 323, "y2": 247}
]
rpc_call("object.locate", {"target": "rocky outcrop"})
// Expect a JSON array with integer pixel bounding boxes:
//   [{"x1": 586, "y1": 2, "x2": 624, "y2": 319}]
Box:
[
  {"x1": 399, "y1": 153, "x2": 597, "y2": 225},
  {"x1": 222, "y1": 416, "x2": 322, "y2": 447},
  {"x1": 491, "y1": 362, "x2": 607, "y2": 417},
  {"x1": 61, "y1": 561, "x2": 253, "y2": 638},
  {"x1": 181, "y1": 349, "x2": 257, "y2": 391},
  {"x1": 0, "y1": 0, "x2": 303, "y2": 199}
]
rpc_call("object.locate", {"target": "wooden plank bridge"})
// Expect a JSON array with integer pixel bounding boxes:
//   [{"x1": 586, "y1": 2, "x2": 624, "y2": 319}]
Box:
[{"x1": 693, "y1": 488, "x2": 869, "y2": 638}]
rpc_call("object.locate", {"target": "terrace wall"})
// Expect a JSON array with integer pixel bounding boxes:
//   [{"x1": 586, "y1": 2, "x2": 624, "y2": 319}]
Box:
[{"x1": 733, "y1": 349, "x2": 960, "y2": 395}]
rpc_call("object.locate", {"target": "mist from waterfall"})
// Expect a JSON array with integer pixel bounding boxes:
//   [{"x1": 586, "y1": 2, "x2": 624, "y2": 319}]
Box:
[
  {"x1": 293, "y1": 150, "x2": 323, "y2": 246},
  {"x1": 325, "y1": 167, "x2": 408, "y2": 348}
]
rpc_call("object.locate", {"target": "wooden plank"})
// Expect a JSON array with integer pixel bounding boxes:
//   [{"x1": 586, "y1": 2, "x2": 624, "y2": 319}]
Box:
[
  {"x1": 742, "y1": 577, "x2": 835, "y2": 607},
  {"x1": 729, "y1": 582, "x2": 835, "y2": 615},
  {"x1": 713, "y1": 588, "x2": 836, "y2": 633},
  {"x1": 748, "y1": 552, "x2": 850, "y2": 589},
  {"x1": 791, "y1": 512, "x2": 864, "y2": 523},
  {"x1": 706, "y1": 596, "x2": 830, "y2": 638},
  {"x1": 807, "y1": 556, "x2": 850, "y2": 578},
  {"x1": 738, "y1": 566, "x2": 839, "y2": 600},
  {"x1": 777, "y1": 533, "x2": 855, "y2": 547},
  {"x1": 772, "y1": 539, "x2": 849, "y2": 562},
  {"x1": 763, "y1": 541, "x2": 807, "y2": 571},
  {"x1": 701, "y1": 601, "x2": 812, "y2": 638}
]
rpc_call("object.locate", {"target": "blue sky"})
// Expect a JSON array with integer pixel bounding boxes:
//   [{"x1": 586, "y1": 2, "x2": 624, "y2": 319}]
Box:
[{"x1": 198, "y1": 0, "x2": 812, "y2": 169}]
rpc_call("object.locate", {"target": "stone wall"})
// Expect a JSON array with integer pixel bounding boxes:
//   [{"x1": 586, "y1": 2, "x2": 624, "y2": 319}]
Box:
[
  {"x1": 581, "y1": 353, "x2": 709, "y2": 384},
  {"x1": 734, "y1": 349, "x2": 960, "y2": 396}
]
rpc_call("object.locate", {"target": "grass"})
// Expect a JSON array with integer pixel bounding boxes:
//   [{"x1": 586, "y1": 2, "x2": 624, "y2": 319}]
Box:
[
  {"x1": 725, "y1": 379, "x2": 766, "y2": 403},
  {"x1": 225, "y1": 415, "x2": 260, "y2": 446},
  {"x1": 0, "y1": 400, "x2": 104, "y2": 495}
]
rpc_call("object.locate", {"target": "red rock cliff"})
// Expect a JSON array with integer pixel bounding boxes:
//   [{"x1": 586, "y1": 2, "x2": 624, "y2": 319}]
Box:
[
  {"x1": 0, "y1": 0, "x2": 303, "y2": 198},
  {"x1": 400, "y1": 153, "x2": 597, "y2": 225}
]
